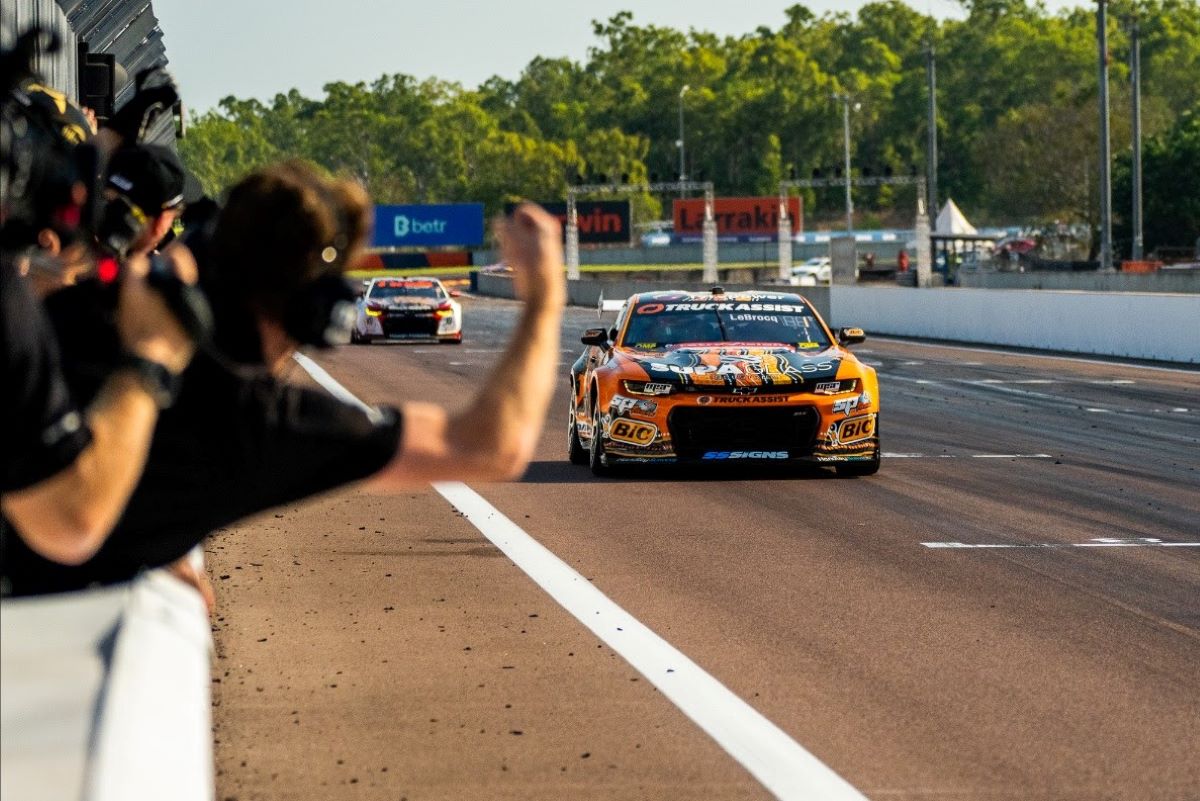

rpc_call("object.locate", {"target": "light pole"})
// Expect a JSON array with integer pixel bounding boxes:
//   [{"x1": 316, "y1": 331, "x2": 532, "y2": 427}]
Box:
[
  {"x1": 925, "y1": 40, "x2": 938, "y2": 216},
  {"x1": 677, "y1": 85, "x2": 690, "y2": 195},
  {"x1": 1096, "y1": 0, "x2": 1114, "y2": 270},
  {"x1": 1129, "y1": 16, "x2": 1143, "y2": 260},
  {"x1": 833, "y1": 93, "x2": 859, "y2": 233}
]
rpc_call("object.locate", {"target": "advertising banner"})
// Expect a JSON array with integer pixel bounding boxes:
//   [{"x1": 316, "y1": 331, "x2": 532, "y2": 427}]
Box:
[
  {"x1": 373, "y1": 204, "x2": 485, "y2": 248},
  {"x1": 508, "y1": 201, "x2": 631, "y2": 244},
  {"x1": 673, "y1": 196, "x2": 802, "y2": 241}
]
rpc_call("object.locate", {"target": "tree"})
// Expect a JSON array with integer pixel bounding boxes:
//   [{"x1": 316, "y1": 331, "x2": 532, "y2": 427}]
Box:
[
  {"x1": 1114, "y1": 104, "x2": 1200, "y2": 256},
  {"x1": 175, "y1": 1, "x2": 1198, "y2": 234}
]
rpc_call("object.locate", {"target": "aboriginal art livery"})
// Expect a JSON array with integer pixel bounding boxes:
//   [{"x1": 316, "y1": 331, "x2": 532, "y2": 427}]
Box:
[{"x1": 567, "y1": 289, "x2": 881, "y2": 476}]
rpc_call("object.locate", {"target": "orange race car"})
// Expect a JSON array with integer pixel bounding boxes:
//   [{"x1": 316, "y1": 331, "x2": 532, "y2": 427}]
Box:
[{"x1": 567, "y1": 288, "x2": 880, "y2": 476}]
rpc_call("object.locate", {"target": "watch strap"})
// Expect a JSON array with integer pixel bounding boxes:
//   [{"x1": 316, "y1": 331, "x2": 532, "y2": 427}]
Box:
[{"x1": 115, "y1": 352, "x2": 180, "y2": 409}]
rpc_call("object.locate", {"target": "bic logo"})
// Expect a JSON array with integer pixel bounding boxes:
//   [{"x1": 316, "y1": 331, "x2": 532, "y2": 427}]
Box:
[
  {"x1": 393, "y1": 215, "x2": 448, "y2": 238},
  {"x1": 609, "y1": 419, "x2": 658, "y2": 447},
  {"x1": 835, "y1": 415, "x2": 875, "y2": 444}
]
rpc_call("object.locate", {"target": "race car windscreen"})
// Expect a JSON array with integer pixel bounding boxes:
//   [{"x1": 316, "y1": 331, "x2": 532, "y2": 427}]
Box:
[
  {"x1": 621, "y1": 301, "x2": 831, "y2": 349},
  {"x1": 369, "y1": 280, "x2": 444, "y2": 300}
]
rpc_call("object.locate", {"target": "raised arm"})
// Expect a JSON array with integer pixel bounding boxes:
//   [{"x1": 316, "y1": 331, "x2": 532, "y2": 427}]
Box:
[{"x1": 369, "y1": 203, "x2": 566, "y2": 487}]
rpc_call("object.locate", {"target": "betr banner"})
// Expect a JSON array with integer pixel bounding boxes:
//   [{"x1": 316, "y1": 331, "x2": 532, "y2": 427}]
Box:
[
  {"x1": 673, "y1": 196, "x2": 802, "y2": 239},
  {"x1": 373, "y1": 204, "x2": 484, "y2": 248}
]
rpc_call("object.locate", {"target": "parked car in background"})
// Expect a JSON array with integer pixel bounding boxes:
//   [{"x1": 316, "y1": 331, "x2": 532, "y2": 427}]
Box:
[
  {"x1": 641, "y1": 230, "x2": 672, "y2": 247},
  {"x1": 789, "y1": 256, "x2": 832, "y2": 286}
]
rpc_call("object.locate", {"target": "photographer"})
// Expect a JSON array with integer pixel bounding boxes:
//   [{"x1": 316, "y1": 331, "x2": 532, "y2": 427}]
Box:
[
  {"x1": 99, "y1": 143, "x2": 187, "y2": 259},
  {"x1": 5, "y1": 160, "x2": 564, "y2": 596},
  {"x1": 1, "y1": 73, "x2": 198, "y2": 573}
]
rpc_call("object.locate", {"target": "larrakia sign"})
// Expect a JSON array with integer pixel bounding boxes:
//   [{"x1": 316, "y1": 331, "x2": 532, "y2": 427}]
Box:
[{"x1": 674, "y1": 196, "x2": 802, "y2": 240}]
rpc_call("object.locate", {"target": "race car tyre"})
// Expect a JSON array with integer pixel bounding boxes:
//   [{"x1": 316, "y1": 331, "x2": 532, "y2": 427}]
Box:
[
  {"x1": 587, "y1": 399, "x2": 610, "y2": 477},
  {"x1": 567, "y1": 401, "x2": 588, "y2": 465},
  {"x1": 836, "y1": 419, "x2": 880, "y2": 476},
  {"x1": 835, "y1": 456, "x2": 880, "y2": 477}
]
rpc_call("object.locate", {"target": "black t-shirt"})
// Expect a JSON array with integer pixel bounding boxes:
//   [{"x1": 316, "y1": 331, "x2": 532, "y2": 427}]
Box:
[
  {"x1": 0, "y1": 258, "x2": 93, "y2": 491},
  {"x1": 1, "y1": 285, "x2": 403, "y2": 596}
]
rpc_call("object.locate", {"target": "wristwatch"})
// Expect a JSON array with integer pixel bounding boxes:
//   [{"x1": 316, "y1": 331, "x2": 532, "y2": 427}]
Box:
[{"x1": 115, "y1": 352, "x2": 181, "y2": 409}]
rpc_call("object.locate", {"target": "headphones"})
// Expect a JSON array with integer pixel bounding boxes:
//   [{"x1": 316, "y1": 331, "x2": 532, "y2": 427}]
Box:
[{"x1": 281, "y1": 273, "x2": 357, "y2": 349}]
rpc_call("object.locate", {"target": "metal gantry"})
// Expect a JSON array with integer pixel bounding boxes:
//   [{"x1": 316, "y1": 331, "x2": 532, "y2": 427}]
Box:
[
  {"x1": 775, "y1": 176, "x2": 928, "y2": 282},
  {"x1": 565, "y1": 181, "x2": 717, "y2": 281}
]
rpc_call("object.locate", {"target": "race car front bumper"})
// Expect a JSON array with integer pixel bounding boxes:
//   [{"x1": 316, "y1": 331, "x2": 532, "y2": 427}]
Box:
[{"x1": 596, "y1": 391, "x2": 878, "y2": 466}]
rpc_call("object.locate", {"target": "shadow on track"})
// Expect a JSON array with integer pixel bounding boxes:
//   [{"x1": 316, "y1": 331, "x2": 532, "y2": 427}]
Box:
[{"x1": 520, "y1": 460, "x2": 838, "y2": 484}]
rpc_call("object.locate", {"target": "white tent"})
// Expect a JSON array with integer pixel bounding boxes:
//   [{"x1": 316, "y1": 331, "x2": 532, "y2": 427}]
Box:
[{"x1": 935, "y1": 198, "x2": 977, "y2": 235}]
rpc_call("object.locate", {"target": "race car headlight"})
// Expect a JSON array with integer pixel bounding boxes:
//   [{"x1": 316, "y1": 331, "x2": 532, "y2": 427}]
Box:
[
  {"x1": 813, "y1": 379, "x2": 859, "y2": 395},
  {"x1": 365, "y1": 303, "x2": 385, "y2": 318},
  {"x1": 623, "y1": 380, "x2": 674, "y2": 396}
]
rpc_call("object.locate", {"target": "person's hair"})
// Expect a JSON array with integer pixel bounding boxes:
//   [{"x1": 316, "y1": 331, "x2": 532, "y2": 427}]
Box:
[{"x1": 209, "y1": 160, "x2": 370, "y2": 321}]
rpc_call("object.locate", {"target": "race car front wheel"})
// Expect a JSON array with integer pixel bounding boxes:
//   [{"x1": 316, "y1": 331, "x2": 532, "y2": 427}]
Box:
[
  {"x1": 588, "y1": 399, "x2": 610, "y2": 477},
  {"x1": 835, "y1": 420, "x2": 880, "y2": 477},
  {"x1": 567, "y1": 400, "x2": 588, "y2": 465},
  {"x1": 835, "y1": 456, "x2": 880, "y2": 477}
]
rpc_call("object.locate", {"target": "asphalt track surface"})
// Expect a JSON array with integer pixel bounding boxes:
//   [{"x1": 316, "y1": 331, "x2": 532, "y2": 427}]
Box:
[{"x1": 209, "y1": 293, "x2": 1199, "y2": 801}]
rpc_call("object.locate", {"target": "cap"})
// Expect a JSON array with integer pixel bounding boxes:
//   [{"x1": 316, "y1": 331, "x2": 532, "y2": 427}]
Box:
[{"x1": 104, "y1": 144, "x2": 186, "y2": 216}]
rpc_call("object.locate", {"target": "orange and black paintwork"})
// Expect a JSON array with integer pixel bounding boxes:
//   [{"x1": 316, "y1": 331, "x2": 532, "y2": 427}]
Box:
[{"x1": 567, "y1": 289, "x2": 881, "y2": 476}]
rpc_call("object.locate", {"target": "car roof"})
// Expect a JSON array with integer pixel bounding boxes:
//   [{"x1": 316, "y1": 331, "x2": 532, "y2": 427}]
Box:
[
  {"x1": 627, "y1": 289, "x2": 813, "y2": 306},
  {"x1": 369, "y1": 276, "x2": 442, "y2": 285}
]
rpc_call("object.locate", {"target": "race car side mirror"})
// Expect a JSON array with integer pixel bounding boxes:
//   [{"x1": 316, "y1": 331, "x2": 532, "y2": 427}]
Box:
[
  {"x1": 838, "y1": 327, "x2": 866, "y2": 346},
  {"x1": 581, "y1": 328, "x2": 609, "y2": 347}
]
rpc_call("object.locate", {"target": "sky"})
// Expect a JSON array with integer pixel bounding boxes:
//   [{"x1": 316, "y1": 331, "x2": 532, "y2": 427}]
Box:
[{"x1": 153, "y1": 0, "x2": 1082, "y2": 114}]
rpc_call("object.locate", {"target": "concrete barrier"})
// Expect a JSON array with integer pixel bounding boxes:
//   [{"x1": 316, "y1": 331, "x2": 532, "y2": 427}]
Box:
[
  {"x1": 475, "y1": 273, "x2": 832, "y2": 321},
  {"x1": 475, "y1": 275, "x2": 1198, "y2": 363},
  {"x1": 830, "y1": 286, "x2": 1200, "y2": 363},
  {"x1": 957, "y1": 269, "x2": 1200, "y2": 294},
  {"x1": 1, "y1": 571, "x2": 213, "y2": 801}
]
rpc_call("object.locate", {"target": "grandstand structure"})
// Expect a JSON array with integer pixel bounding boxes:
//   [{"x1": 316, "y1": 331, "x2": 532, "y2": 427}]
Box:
[{"x1": 3, "y1": 0, "x2": 176, "y2": 145}]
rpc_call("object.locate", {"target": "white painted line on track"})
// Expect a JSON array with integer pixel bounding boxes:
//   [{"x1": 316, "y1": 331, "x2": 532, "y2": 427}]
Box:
[
  {"x1": 875, "y1": 337, "x2": 1200, "y2": 374},
  {"x1": 295, "y1": 351, "x2": 870, "y2": 801},
  {"x1": 971, "y1": 453, "x2": 1053, "y2": 458},
  {"x1": 292, "y1": 353, "x2": 383, "y2": 421},
  {"x1": 434, "y1": 482, "x2": 869, "y2": 801},
  {"x1": 924, "y1": 538, "x2": 1200, "y2": 549},
  {"x1": 882, "y1": 453, "x2": 1052, "y2": 459}
]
